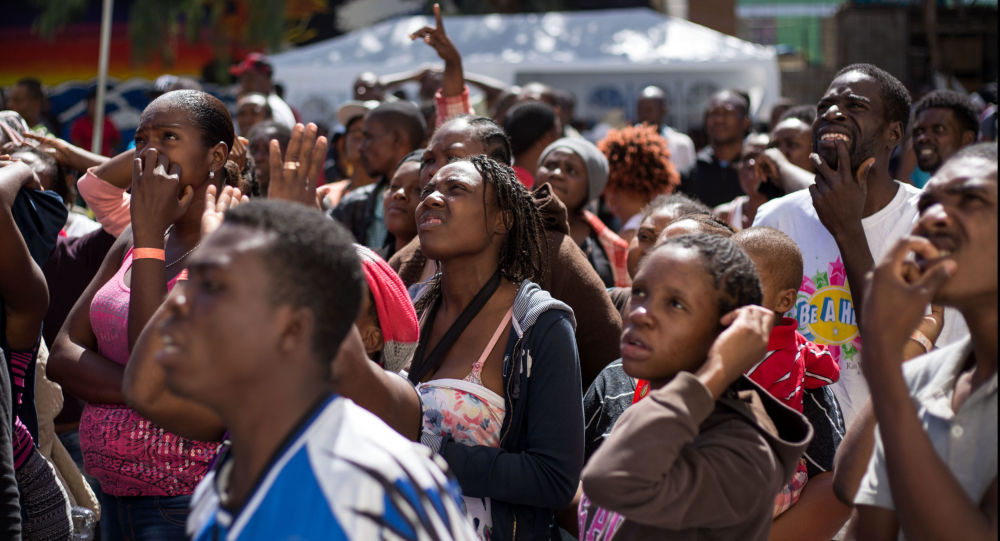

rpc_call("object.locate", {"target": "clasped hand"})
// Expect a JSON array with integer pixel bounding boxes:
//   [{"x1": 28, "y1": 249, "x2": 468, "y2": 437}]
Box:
[{"x1": 130, "y1": 147, "x2": 194, "y2": 246}]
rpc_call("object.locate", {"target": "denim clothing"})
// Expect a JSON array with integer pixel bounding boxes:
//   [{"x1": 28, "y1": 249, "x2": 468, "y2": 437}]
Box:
[{"x1": 99, "y1": 493, "x2": 190, "y2": 541}]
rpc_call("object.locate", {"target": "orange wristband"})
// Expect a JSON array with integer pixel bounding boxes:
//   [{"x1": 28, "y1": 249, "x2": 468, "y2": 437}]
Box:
[{"x1": 133, "y1": 247, "x2": 165, "y2": 261}]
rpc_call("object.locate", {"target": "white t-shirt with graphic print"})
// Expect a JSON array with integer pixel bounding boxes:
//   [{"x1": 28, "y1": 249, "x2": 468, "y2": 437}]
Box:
[{"x1": 754, "y1": 181, "x2": 967, "y2": 427}]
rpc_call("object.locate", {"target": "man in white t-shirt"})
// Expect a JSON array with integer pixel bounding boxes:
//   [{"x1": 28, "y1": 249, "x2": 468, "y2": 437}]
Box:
[
  {"x1": 230, "y1": 53, "x2": 297, "y2": 130},
  {"x1": 754, "y1": 64, "x2": 967, "y2": 428}
]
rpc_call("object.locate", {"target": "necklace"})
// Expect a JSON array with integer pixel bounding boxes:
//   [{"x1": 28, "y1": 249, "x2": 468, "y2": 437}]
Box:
[{"x1": 163, "y1": 225, "x2": 201, "y2": 269}]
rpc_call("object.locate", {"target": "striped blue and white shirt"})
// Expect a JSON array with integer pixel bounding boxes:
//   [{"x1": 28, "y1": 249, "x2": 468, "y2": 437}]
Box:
[{"x1": 187, "y1": 394, "x2": 477, "y2": 541}]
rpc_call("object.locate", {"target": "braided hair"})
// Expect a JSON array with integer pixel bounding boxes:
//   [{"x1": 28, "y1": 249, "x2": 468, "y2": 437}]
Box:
[{"x1": 413, "y1": 154, "x2": 545, "y2": 314}]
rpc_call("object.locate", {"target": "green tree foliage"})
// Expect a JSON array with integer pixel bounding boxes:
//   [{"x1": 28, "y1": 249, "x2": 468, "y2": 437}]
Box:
[
  {"x1": 30, "y1": 0, "x2": 287, "y2": 67},
  {"x1": 28, "y1": 0, "x2": 89, "y2": 38}
]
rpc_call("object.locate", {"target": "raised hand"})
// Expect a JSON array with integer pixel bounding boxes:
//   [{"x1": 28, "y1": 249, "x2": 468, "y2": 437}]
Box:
[
  {"x1": 809, "y1": 139, "x2": 874, "y2": 238},
  {"x1": 23, "y1": 131, "x2": 110, "y2": 171},
  {"x1": 23, "y1": 131, "x2": 72, "y2": 162},
  {"x1": 0, "y1": 156, "x2": 43, "y2": 207},
  {"x1": 697, "y1": 305, "x2": 776, "y2": 398},
  {"x1": 409, "y1": 3, "x2": 463, "y2": 98},
  {"x1": 201, "y1": 184, "x2": 248, "y2": 237},
  {"x1": 860, "y1": 235, "x2": 955, "y2": 367},
  {"x1": 230, "y1": 136, "x2": 250, "y2": 173},
  {"x1": 267, "y1": 122, "x2": 327, "y2": 209},
  {"x1": 409, "y1": 4, "x2": 461, "y2": 65},
  {"x1": 130, "y1": 147, "x2": 195, "y2": 247}
]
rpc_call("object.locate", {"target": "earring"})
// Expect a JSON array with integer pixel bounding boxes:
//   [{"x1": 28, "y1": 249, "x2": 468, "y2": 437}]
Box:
[{"x1": 209, "y1": 171, "x2": 215, "y2": 180}]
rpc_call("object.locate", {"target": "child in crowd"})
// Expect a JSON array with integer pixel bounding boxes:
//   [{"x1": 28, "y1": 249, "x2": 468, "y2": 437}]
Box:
[
  {"x1": 584, "y1": 213, "x2": 734, "y2": 462},
  {"x1": 379, "y1": 150, "x2": 422, "y2": 259},
  {"x1": 733, "y1": 226, "x2": 840, "y2": 516},
  {"x1": 579, "y1": 234, "x2": 811, "y2": 540},
  {"x1": 625, "y1": 193, "x2": 710, "y2": 280},
  {"x1": 732, "y1": 227, "x2": 839, "y2": 412},
  {"x1": 353, "y1": 244, "x2": 419, "y2": 373}
]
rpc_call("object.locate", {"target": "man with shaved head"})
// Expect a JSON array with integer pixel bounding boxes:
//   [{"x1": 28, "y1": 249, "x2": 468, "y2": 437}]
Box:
[{"x1": 636, "y1": 85, "x2": 696, "y2": 174}]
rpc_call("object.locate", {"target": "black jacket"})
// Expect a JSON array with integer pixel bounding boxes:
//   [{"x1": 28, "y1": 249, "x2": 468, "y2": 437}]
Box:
[{"x1": 424, "y1": 281, "x2": 585, "y2": 540}]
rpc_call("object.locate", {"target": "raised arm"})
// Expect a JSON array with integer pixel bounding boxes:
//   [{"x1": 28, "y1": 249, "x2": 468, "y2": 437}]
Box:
[
  {"x1": 833, "y1": 302, "x2": 946, "y2": 506},
  {"x1": 89, "y1": 147, "x2": 135, "y2": 190},
  {"x1": 410, "y1": 4, "x2": 463, "y2": 98},
  {"x1": 0, "y1": 159, "x2": 48, "y2": 350},
  {"x1": 756, "y1": 147, "x2": 814, "y2": 194},
  {"x1": 122, "y1": 185, "x2": 245, "y2": 441},
  {"x1": 267, "y1": 122, "x2": 327, "y2": 209},
  {"x1": 410, "y1": 3, "x2": 474, "y2": 126},
  {"x1": 126, "y1": 148, "x2": 196, "y2": 351},
  {"x1": 854, "y1": 236, "x2": 997, "y2": 541},
  {"x1": 76, "y1": 148, "x2": 136, "y2": 237},
  {"x1": 23, "y1": 131, "x2": 109, "y2": 172},
  {"x1": 463, "y1": 72, "x2": 509, "y2": 106}
]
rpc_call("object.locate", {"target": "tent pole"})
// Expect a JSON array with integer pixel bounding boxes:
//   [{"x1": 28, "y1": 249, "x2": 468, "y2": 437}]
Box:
[{"x1": 92, "y1": 0, "x2": 114, "y2": 154}]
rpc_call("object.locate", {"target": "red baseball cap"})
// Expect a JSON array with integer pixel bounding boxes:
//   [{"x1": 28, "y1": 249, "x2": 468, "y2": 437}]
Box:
[{"x1": 230, "y1": 52, "x2": 273, "y2": 77}]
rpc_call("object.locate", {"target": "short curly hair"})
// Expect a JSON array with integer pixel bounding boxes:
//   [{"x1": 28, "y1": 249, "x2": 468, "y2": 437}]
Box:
[
  {"x1": 912, "y1": 89, "x2": 980, "y2": 136},
  {"x1": 835, "y1": 63, "x2": 911, "y2": 132},
  {"x1": 222, "y1": 200, "x2": 363, "y2": 364},
  {"x1": 597, "y1": 124, "x2": 680, "y2": 200}
]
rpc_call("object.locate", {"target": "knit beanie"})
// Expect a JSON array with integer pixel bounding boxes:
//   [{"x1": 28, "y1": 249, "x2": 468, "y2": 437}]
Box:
[
  {"x1": 538, "y1": 137, "x2": 609, "y2": 203},
  {"x1": 355, "y1": 245, "x2": 419, "y2": 372}
]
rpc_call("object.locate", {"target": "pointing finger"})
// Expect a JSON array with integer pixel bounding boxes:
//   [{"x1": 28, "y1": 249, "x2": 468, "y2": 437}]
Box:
[
  {"x1": 835, "y1": 138, "x2": 851, "y2": 178},
  {"x1": 810, "y1": 152, "x2": 835, "y2": 187}
]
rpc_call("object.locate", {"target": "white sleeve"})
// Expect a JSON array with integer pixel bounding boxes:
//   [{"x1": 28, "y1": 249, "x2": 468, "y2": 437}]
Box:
[{"x1": 853, "y1": 427, "x2": 896, "y2": 510}]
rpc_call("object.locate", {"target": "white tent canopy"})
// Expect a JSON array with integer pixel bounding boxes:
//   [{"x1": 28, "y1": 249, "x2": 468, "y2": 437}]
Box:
[{"x1": 271, "y1": 7, "x2": 780, "y2": 133}]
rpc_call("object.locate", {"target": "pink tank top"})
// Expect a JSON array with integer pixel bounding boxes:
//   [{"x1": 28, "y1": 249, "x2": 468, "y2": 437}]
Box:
[{"x1": 80, "y1": 247, "x2": 220, "y2": 497}]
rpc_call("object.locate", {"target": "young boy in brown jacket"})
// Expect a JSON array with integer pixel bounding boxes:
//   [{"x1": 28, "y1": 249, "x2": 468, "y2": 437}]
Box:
[{"x1": 579, "y1": 233, "x2": 812, "y2": 540}]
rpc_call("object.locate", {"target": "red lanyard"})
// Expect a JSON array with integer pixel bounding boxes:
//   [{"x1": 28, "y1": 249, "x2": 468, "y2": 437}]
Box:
[{"x1": 632, "y1": 379, "x2": 650, "y2": 404}]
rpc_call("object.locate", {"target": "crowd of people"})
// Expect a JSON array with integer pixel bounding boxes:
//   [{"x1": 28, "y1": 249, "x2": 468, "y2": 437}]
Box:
[{"x1": 0, "y1": 5, "x2": 997, "y2": 540}]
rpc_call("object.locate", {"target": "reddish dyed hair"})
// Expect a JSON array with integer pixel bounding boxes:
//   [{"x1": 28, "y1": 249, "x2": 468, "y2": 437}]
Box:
[{"x1": 597, "y1": 124, "x2": 680, "y2": 199}]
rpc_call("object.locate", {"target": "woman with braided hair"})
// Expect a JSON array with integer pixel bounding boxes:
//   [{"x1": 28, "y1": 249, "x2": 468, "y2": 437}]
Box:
[
  {"x1": 408, "y1": 154, "x2": 584, "y2": 540},
  {"x1": 598, "y1": 124, "x2": 681, "y2": 242}
]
